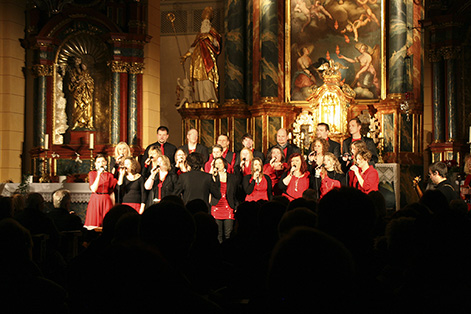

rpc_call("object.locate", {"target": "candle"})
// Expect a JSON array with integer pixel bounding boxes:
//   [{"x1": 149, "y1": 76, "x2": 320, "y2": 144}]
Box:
[
  {"x1": 90, "y1": 133, "x2": 94, "y2": 150},
  {"x1": 44, "y1": 134, "x2": 49, "y2": 150},
  {"x1": 469, "y1": 126, "x2": 471, "y2": 143}
]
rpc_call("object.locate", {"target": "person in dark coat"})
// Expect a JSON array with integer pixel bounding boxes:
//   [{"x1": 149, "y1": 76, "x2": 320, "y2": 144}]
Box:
[
  {"x1": 179, "y1": 128, "x2": 209, "y2": 162},
  {"x1": 47, "y1": 189, "x2": 83, "y2": 232}
]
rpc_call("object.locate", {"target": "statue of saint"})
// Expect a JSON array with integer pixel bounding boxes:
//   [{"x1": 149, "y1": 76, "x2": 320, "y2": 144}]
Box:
[
  {"x1": 68, "y1": 56, "x2": 94, "y2": 129},
  {"x1": 181, "y1": 6, "x2": 221, "y2": 103}
]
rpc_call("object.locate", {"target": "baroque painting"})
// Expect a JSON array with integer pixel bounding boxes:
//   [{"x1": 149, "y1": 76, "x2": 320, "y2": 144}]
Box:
[{"x1": 287, "y1": 0, "x2": 383, "y2": 101}]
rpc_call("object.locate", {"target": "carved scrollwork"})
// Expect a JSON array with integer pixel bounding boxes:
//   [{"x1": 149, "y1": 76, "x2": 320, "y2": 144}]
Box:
[
  {"x1": 441, "y1": 46, "x2": 461, "y2": 60},
  {"x1": 32, "y1": 64, "x2": 54, "y2": 77},
  {"x1": 428, "y1": 49, "x2": 442, "y2": 63}
]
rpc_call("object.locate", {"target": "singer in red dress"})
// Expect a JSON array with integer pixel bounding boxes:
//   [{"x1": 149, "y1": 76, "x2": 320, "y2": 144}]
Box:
[
  {"x1": 85, "y1": 154, "x2": 117, "y2": 227},
  {"x1": 263, "y1": 147, "x2": 288, "y2": 196},
  {"x1": 349, "y1": 149, "x2": 379, "y2": 194},
  {"x1": 243, "y1": 157, "x2": 273, "y2": 201},
  {"x1": 279, "y1": 153, "x2": 310, "y2": 201}
]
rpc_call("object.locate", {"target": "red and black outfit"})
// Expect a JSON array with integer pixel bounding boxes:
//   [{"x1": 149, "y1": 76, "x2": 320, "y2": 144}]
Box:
[
  {"x1": 85, "y1": 171, "x2": 117, "y2": 227},
  {"x1": 278, "y1": 171, "x2": 310, "y2": 201},
  {"x1": 242, "y1": 174, "x2": 273, "y2": 202},
  {"x1": 211, "y1": 173, "x2": 239, "y2": 243},
  {"x1": 145, "y1": 172, "x2": 178, "y2": 208},
  {"x1": 118, "y1": 176, "x2": 146, "y2": 212},
  {"x1": 263, "y1": 163, "x2": 288, "y2": 196},
  {"x1": 349, "y1": 165, "x2": 379, "y2": 194}
]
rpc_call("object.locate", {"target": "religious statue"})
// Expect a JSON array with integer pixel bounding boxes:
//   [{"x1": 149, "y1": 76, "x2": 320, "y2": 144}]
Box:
[
  {"x1": 68, "y1": 56, "x2": 94, "y2": 130},
  {"x1": 181, "y1": 6, "x2": 222, "y2": 103}
]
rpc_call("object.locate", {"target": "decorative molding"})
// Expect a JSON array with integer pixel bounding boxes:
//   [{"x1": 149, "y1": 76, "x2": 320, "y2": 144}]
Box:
[
  {"x1": 441, "y1": 46, "x2": 461, "y2": 60},
  {"x1": 31, "y1": 64, "x2": 54, "y2": 77},
  {"x1": 427, "y1": 49, "x2": 442, "y2": 63},
  {"x1": 108, "y1": 60, "x2": 129, "y2": 73}
]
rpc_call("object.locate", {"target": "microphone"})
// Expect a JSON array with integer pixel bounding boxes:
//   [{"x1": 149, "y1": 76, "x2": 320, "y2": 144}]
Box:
[
  {"x1": 291, "y1": 165, "x2": 297, "y2": 175},
  {"x1": 213, "y1": 168, "x2": 218, "y2": 176}
]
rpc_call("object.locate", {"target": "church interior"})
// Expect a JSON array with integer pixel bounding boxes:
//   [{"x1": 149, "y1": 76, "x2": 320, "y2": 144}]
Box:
[{"x1": 0, "y1": 0, "x2": 470, "y2": 208}]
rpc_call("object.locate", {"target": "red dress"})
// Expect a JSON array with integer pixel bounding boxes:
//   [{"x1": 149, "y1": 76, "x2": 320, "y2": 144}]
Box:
[
  {"x1": 264, "y1": 163, "x2": 288, "y2": 196},
  {"x1": 349, "y1": 165, "x2": 379, "y2": 194},
  {"x1": 211, "y1": 182, "x2": 234, "y2": 220},
  {"x1": 245, "y1": 176, "x2": 270, "y2": 202},
  {"x1": 283, "y1": 172, "x2": 310, "y2": 201},
  {"x1": 85, "y1": 171, "x2": 117, "y2": 227}
]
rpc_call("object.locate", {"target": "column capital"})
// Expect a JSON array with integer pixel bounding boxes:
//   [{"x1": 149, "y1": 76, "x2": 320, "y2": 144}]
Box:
[
  {"x1": 108, "y1": 60, "x2": 129, "y2": 73},
  {"x1": 128, "y1": 62, "x2": 145, "y2": 74},
  {"x1": 31, "y1": 64, "x2": 54, "y2": 77},
  {"x1": 441, "y1": 46, "x2": 461, "y2": 60},
  {"x1": 428, "y1": 49, "x2": 442, "y2": 63}
]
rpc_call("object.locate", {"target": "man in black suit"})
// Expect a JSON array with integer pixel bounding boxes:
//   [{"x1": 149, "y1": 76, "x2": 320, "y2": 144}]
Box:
[
  {"x1": 142, "y1": 126, "x2": 177, "y2": 166},
  {"x1": 174, "y1": 152, "x2": 220, "y2": 210},
  {"x1": 268, "y1": 128, "x2": 300, "y2": 161},
  {"x1": 316, "y1": 122, "x2": 341, "y2": 158},
  {"x1": 342, "y1": 117, "x2": 378, "y2": 164},
  {"x1": 235, "y1": 133, "x2": 265, "y2": 165},
  {"x1": 179, "y1": 128, "x2": 209, "y2": 162}
]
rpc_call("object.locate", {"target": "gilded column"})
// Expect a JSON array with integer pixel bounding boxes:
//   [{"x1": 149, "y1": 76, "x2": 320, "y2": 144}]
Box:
[
  {"x1": 429, "y1": 50, "x2": 445, "y2": 143},
  {"x1": 128, "y1": 62, "x2": 144, "y2": 146},
  {"x1": 443, "y1": 47, "x2": 460, "y2": 141},
  {"x1": 32, "y1": 64, "x2": 53, "y2": 148},
  {"x1": 224, "y1": 0, "x2": 246, "y2": 104},
  {"x1": 388, "y1": 0, "x2": 407, "y2": 94},
  {"x1": 260, "y1": 0, "x2": 278, "y2": 98},
  {"x1": 109, "y1": 61, "x2": 128, "y2": 145}
]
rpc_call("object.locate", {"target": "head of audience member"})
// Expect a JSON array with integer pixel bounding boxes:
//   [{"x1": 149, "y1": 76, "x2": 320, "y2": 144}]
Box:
[
  {"x1": 156, "y1": 126, "x2": 170, "y2": 144},
  {"x1": 0, "y1": 196, "x2": 13, "y2": 220},
  {"x1": 161, "y1": 195, "x2": 185, "y2": 207},
  {"x1": 278, "y1": 207, "x2": 318, "y2": 238},
  {"x1": 348, "y1": 117, "x2": 362, "y2": 138},
  {"x1": 186, "y1": 128, "x2": 199, "y2": 145},
  {"x1": 241, "y1": 133, "x2": 254, "y2": 150},
  {"x1": 323, "y1": 152, "x2": 342, "y2": 173},
  {"x1": 186, "y1": 198, "x2": 209, "y2": 215},
  {"x1": 302, "y1": 188, "x2": 317, "y2": 201},
  {"x1": 0, "y1": 218, "x2": 33, "y2": 267},
  {"x1": 428, "y1": 161, "x2": 447, "y2": 185},
  {"x1": 102, "y1": 205, "x2": 138, "y2": 240},
  {"x1": 211, "y1": 144, "x2": 223, "y2": 159},
  {"x1": 52, "y1": 189, "x2": 71, "y2": 211},
  {"x1": 267, "y1": 227, "x2": 355, "y2": 313},
  {"x1": 310, "y1": 137, "x2": 329, "y2": 156},
  {"x1": 267, "y1": 146, "x2": 285, "y2": 163},
  {"x1": 420, "y1": 189, "x2": 450, "y2": 213},
  {"x1": 239, "y1": 147, "x2": 254, "y2": 163},
  {"x1": 25, "y1": 193, "x2": 45, "y2": 212},
  {"x1": 258, "y1": 200, "x2": 287, "y2": 249},
  {"x1": 287, "y1": 197, "x2": 316, "y2": 212},
  {"x1": 186, "y1": 152, "x2": 205, "y2": 171},
  {"x1": 276, "y1": 128, "x2": 289, "y2": 147},
  {"x1": 140, "y1": 201, "x2": 196, "y2": 264},
  {"x1": 94, "y1": 154, "x2": 108, "y2": 171},
  {"x1": 217, "y1": 134, "x2": 230, "y2": 151},
  {"x1": 124, "y1": 157, "x2": 140, "y2": 175},
  {"x1": 11, "y1": 194, "x2": 25, "y2": 217},
  {"x1": 317, "y1": 187, "x2": 376, "y2": 258},
  {"x1": 112, "y1": 211, "x2": 140, "y2": 245},
  {"x1": 316, "y1": 123, "x2": 331, "y2": 140},
  {"x1": 148, "y1": 145, "x2": 162, "y2": 165},
  {"x1": 251, "y1": 157, "x2": 264, "y2": 175},
  {"x1": 114, "y1": 141, "x2": 131, "y2": 159},
  {"x1": 287, "y1": 153, "x2": 308, "y2": 174}
]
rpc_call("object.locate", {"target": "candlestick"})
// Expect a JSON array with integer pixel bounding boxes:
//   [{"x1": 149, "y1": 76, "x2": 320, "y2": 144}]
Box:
[
  {"x1": 44, "y1": 134, "x2": 49, "y2": 150},
  {"x1": 469, "y1": 126, "x2": 471, "y2": 143},
  {"x1": 90, "y1": 133, "x2": 94, "y2": 150}
]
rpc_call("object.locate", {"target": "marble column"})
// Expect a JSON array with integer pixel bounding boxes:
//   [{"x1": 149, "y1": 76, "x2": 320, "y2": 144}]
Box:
[
  {"x1": 109, "y1": 61, "x2": 128, "y2": 145},
  {"x1": 443, "y1": 47, "x2": 460, "y2": 141},
  {"x1": 260, "y1": 0, "x2": 278, "y2": 98},
  {"x1": 430, "y1": 50, "x2": 445, "y2": 143},
  {"x1": 32, "y1": 64, "x2": 53, "y2": 148},
  {"x1": 224, "y1": 0, "x2": 245, "y2": 104},
  {"x1": 128, "y1": 62, "x2": 144, "y2": 147},
  {"x1": 388, "y1": 0, "x2": 407, "y2": 94}
]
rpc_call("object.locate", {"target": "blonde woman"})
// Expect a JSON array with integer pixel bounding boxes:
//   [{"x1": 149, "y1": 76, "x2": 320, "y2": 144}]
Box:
[
  {"x1": 319, "y1": 152, "x2": 346, "y2": 199},
  {"x1": 111, "y1": 141, "x2": 132, "y2": 178},
  {"x1": 144, "y1": 155, "x2": 177, "y2": 207}
]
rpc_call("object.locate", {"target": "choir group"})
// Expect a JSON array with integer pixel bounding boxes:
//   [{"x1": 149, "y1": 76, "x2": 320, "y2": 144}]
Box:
[{"x1": 85, "y1": 119, "x2": 380, "y2": 242}]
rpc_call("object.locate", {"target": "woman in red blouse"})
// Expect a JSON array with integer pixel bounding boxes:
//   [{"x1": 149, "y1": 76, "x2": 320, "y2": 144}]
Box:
[
  {"x1": 85, "y1": 154, "x2": 117, "y2": 227},
  {"x1": 279, "y1": 153, "x2": 310, "y2": 201},
  {"x1": 349, "y1": 149, "x2": 379, "y2": 194},
  {"x1": 264, "y1": 147, "x2": 288, "y2": 196},
  {"x1": 243, "y1": 157, "x2": 273, "y2": 202},
  {"x1": 210, "y1": 157, "x2": 239, "y2": 243}
]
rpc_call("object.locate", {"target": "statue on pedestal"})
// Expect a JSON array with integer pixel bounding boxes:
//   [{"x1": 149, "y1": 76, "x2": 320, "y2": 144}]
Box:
[
  {"x1": 68, "y1": 56, "x2": 94, "y2": 130},
  {"x1": 181, "y1": 6, "x2": 221, "y2": 103}
]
